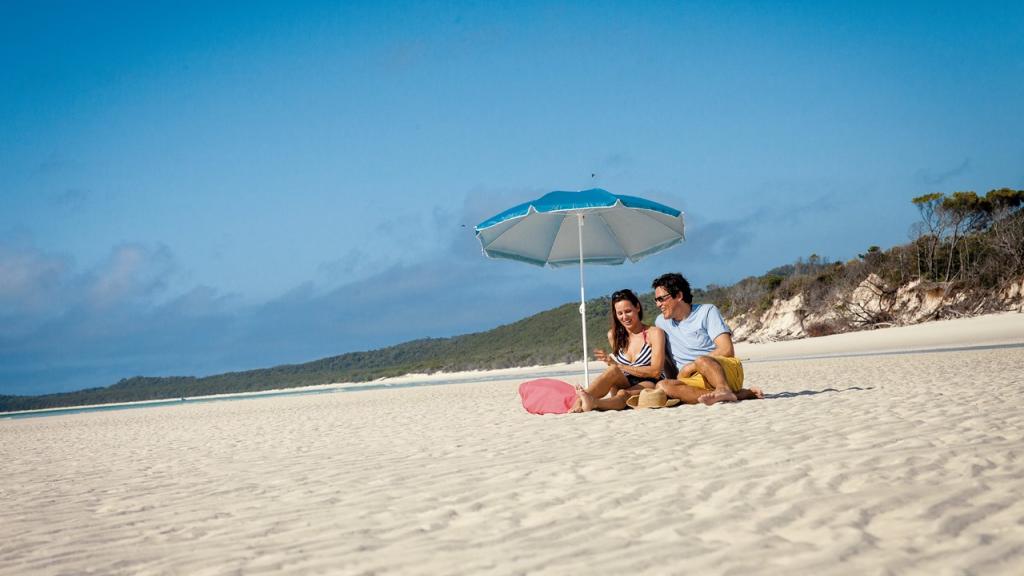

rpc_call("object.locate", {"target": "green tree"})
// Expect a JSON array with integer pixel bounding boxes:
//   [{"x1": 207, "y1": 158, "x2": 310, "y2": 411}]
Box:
[
  {"x1": 985, "y1": 188, "x2": 1024, "y2": 276},
  {"x1": 938, "y1": 191, "x2": 990, "y2": 281},
  {"x1": 911, "y1": 192, "x2": 945, "y2": 278}
]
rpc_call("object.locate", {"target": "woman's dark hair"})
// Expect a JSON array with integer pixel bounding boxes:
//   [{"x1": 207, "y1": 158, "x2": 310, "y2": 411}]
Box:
[
  {"x1": 610, "y1": 289, "x2": 643, "y2": 353},
  {"x1": 651, "y1": 273, "x2": 693, "y2": 304}
]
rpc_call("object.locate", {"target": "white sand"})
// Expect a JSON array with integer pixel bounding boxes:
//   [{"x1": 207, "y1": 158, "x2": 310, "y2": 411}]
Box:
[{"x1": 2, "y1": 313, "x2": 1024, "y2": 575}]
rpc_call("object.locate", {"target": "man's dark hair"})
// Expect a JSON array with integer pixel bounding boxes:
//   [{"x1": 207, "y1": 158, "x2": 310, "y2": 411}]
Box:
[{"x1": 652, "y1": 273, "x2": 693, "y2": 304}]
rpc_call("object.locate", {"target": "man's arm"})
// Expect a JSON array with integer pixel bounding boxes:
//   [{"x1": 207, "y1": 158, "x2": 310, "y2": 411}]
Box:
[
  {"x1": 710, "y1": 332, "x2": 735, "y2": 358},
  {"x1": 681, "y1": 334, "x2": 732, "y2": 377}
]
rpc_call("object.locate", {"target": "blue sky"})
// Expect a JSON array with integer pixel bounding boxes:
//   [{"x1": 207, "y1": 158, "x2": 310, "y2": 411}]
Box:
[{"x1": 2, "y1": 1, "x2": 1022, "y2": 395}]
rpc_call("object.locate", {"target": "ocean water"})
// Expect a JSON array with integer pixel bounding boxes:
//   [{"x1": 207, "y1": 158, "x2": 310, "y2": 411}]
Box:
[
  {"x1": 0, "y1": 368, "x2": 585, "y2": 421},
  {"x1": 4, "y1": 342, "x2": 1020, "y2": 421}
]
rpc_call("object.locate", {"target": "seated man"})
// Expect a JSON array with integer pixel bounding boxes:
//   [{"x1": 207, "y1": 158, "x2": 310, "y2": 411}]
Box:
[{"x1": 651, "y1": 273, "x2": 762, "y2": 405}]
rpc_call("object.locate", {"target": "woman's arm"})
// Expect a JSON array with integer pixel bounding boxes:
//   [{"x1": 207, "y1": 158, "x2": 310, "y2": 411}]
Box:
[{"x1": 593, "y1": 329, "x2": 617, "y2": 365}]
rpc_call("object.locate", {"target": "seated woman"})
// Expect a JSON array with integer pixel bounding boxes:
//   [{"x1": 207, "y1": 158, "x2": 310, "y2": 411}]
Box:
[{"x1": 572, "y1": 289, "x2": 667, "y2": 412}]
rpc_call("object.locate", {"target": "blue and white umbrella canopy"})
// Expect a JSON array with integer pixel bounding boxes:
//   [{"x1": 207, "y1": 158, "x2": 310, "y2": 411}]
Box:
[
  {"x1": 475, "y1": 188, "x2": 686, "y2": 385},
  {"x1": 475, "y1": 189, "x2": 685, "y2": 267}
]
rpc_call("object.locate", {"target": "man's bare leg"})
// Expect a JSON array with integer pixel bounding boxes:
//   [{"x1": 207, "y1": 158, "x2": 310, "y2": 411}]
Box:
[
  {"x1": 655, "y1": 380, "x2": 707, "y2": 404},
  {"x1": 736, "y1": 387, "x2": 764, "y2": 400},
  {"x1": 702, "y1": 385, "x2": 763, "y2": 404},
  {"x1": 694, "y1": 355, "x2": 737, "y2": 405},
  {"x1": 658, "y1": 380, "x2": 762, "y2": 405}
]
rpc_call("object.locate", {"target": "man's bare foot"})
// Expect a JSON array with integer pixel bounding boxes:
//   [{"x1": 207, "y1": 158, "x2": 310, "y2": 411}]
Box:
[
  {"x1": 575, "y1": 385, "x2": 595, "y2": 412},
  {"x1": 698, "y1": 388, "x2": 738, "y2": 405},
  {"x1": 751, "y1": 387, "x2": 764, "y2": 399}
]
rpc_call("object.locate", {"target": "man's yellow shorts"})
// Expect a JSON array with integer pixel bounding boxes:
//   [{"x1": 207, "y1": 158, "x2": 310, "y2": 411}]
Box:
[{"x1": 678, "y1": 356, "x2": 744, "y2": 391}]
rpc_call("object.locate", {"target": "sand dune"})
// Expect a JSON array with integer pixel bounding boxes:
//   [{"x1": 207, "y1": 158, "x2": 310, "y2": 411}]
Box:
[
  {"x1": 2, "y1": 313, "x2": 1023, "y2": 574},
  {"x1": 738, "y1": 311, "x2": 1024, "y2": 361}
]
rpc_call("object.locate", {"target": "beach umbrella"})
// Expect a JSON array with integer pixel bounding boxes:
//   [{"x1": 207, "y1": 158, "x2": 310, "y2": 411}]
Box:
[{"x1": 474, "y1": 188, "x2": 686, "y2": 385}]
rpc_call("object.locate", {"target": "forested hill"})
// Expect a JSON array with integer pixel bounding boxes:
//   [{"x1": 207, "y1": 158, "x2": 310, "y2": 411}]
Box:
[{"x1": 0, "y1": 294, "x2": 640, "y2": 413}]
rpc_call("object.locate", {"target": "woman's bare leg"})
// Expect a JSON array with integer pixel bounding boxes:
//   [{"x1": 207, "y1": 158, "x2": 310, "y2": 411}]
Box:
[
  {"x1": 591, "y1": 388, "x2": 628, "y2": 411},
  {"x1": 574, "y1": 385, "x2": 628, "y2": 412},
  {"x1": 625, "y1": 381, "x2": 656, "y2": 395},
  {"x1": 574, "y1": 385, "x2": 596, "y2": 411},
  {"x1": 573, "y1": 369, "x2": 669, "y2": 413},
  {"x1": 585, "y1": 365, "x2": 630, "y2": 399}
]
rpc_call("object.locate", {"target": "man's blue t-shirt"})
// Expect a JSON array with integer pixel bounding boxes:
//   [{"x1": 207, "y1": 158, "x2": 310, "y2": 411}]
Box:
[{"x1": 655, "y1": 303, "x2": 732, "y2": 367}]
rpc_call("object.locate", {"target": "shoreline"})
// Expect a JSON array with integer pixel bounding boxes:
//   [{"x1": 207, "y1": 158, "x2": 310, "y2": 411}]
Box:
[
  {"x1": 6, "y1": 339, "x2": 1024, "y2": 420},
  {"x1": 3, "y1": 311, "x2": 1022, "y2": 418},
  {"x1": 0, "y1": 363, "x2": 583, "y2": 418}
]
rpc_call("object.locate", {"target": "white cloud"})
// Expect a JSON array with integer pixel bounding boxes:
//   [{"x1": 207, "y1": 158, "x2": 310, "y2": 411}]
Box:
[
  {"x1": 85, "y1": 243, "x2": 176, "y2": 309},
  {"x1": 0, "y1": 242, "x2": 70, "y2": 315},
  {"x1": 0, "y1": 229, "x2": 573, "y2": 396},
  {"x1": 0, "y1": 239, "x2": 182, "y2": 338}
]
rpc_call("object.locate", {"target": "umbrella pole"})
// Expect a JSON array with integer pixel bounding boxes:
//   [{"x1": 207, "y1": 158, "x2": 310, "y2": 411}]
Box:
[{"x1": 577, "y1": 213, "x2": 589, "y2": 387}]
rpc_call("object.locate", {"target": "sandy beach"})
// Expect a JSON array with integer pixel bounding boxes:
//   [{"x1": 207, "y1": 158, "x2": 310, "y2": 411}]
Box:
[{"x1": 2, "y1": 312, "x2": 1023, "y2": 575}]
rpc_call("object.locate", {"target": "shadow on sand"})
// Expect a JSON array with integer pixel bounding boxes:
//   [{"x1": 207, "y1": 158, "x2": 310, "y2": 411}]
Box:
[{"x1": 763, "y1": 386, "x2": 873, "y2": 400}]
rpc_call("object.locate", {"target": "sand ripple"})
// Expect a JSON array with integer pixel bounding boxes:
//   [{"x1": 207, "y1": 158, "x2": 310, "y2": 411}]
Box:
[{"x1": 2, "y1": 348, "x2": 1024, "y2": 574}]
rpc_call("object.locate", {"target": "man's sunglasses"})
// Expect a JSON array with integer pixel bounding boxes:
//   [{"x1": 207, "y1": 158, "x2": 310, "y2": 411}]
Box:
[{"x1": 654, "y1": 294, "x2": 675, "y2": 304}]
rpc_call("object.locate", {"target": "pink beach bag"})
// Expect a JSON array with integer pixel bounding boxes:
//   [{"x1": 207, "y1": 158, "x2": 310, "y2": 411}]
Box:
[{"x1": 519, "y1": 378, "x2": 576, "y2": 415}]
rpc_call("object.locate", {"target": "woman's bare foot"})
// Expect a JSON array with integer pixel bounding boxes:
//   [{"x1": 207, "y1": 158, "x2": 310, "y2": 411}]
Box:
[
  {"x1": 575, "y1": 385, "x2": 596, "y2": 412},
  {"x1": 698, "y1": 388, "x2": 738, "y2": 405},
  {"x1": 568, "y1": 397, "x2": 583, "y2": 413},
  {"x1": 750, "y1": 387, "x2": 764, "y2": 399}
]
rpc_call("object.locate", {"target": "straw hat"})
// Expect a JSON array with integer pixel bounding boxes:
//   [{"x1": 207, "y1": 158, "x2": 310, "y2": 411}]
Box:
[{"x1": 626, "y1": 388, "x2": 681, "y2": 409}]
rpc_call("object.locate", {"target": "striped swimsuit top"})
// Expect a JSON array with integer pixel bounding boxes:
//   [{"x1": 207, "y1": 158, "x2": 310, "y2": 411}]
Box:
[{"x1": 614, "y1": 329, "x2": 655, "y2": 369}]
